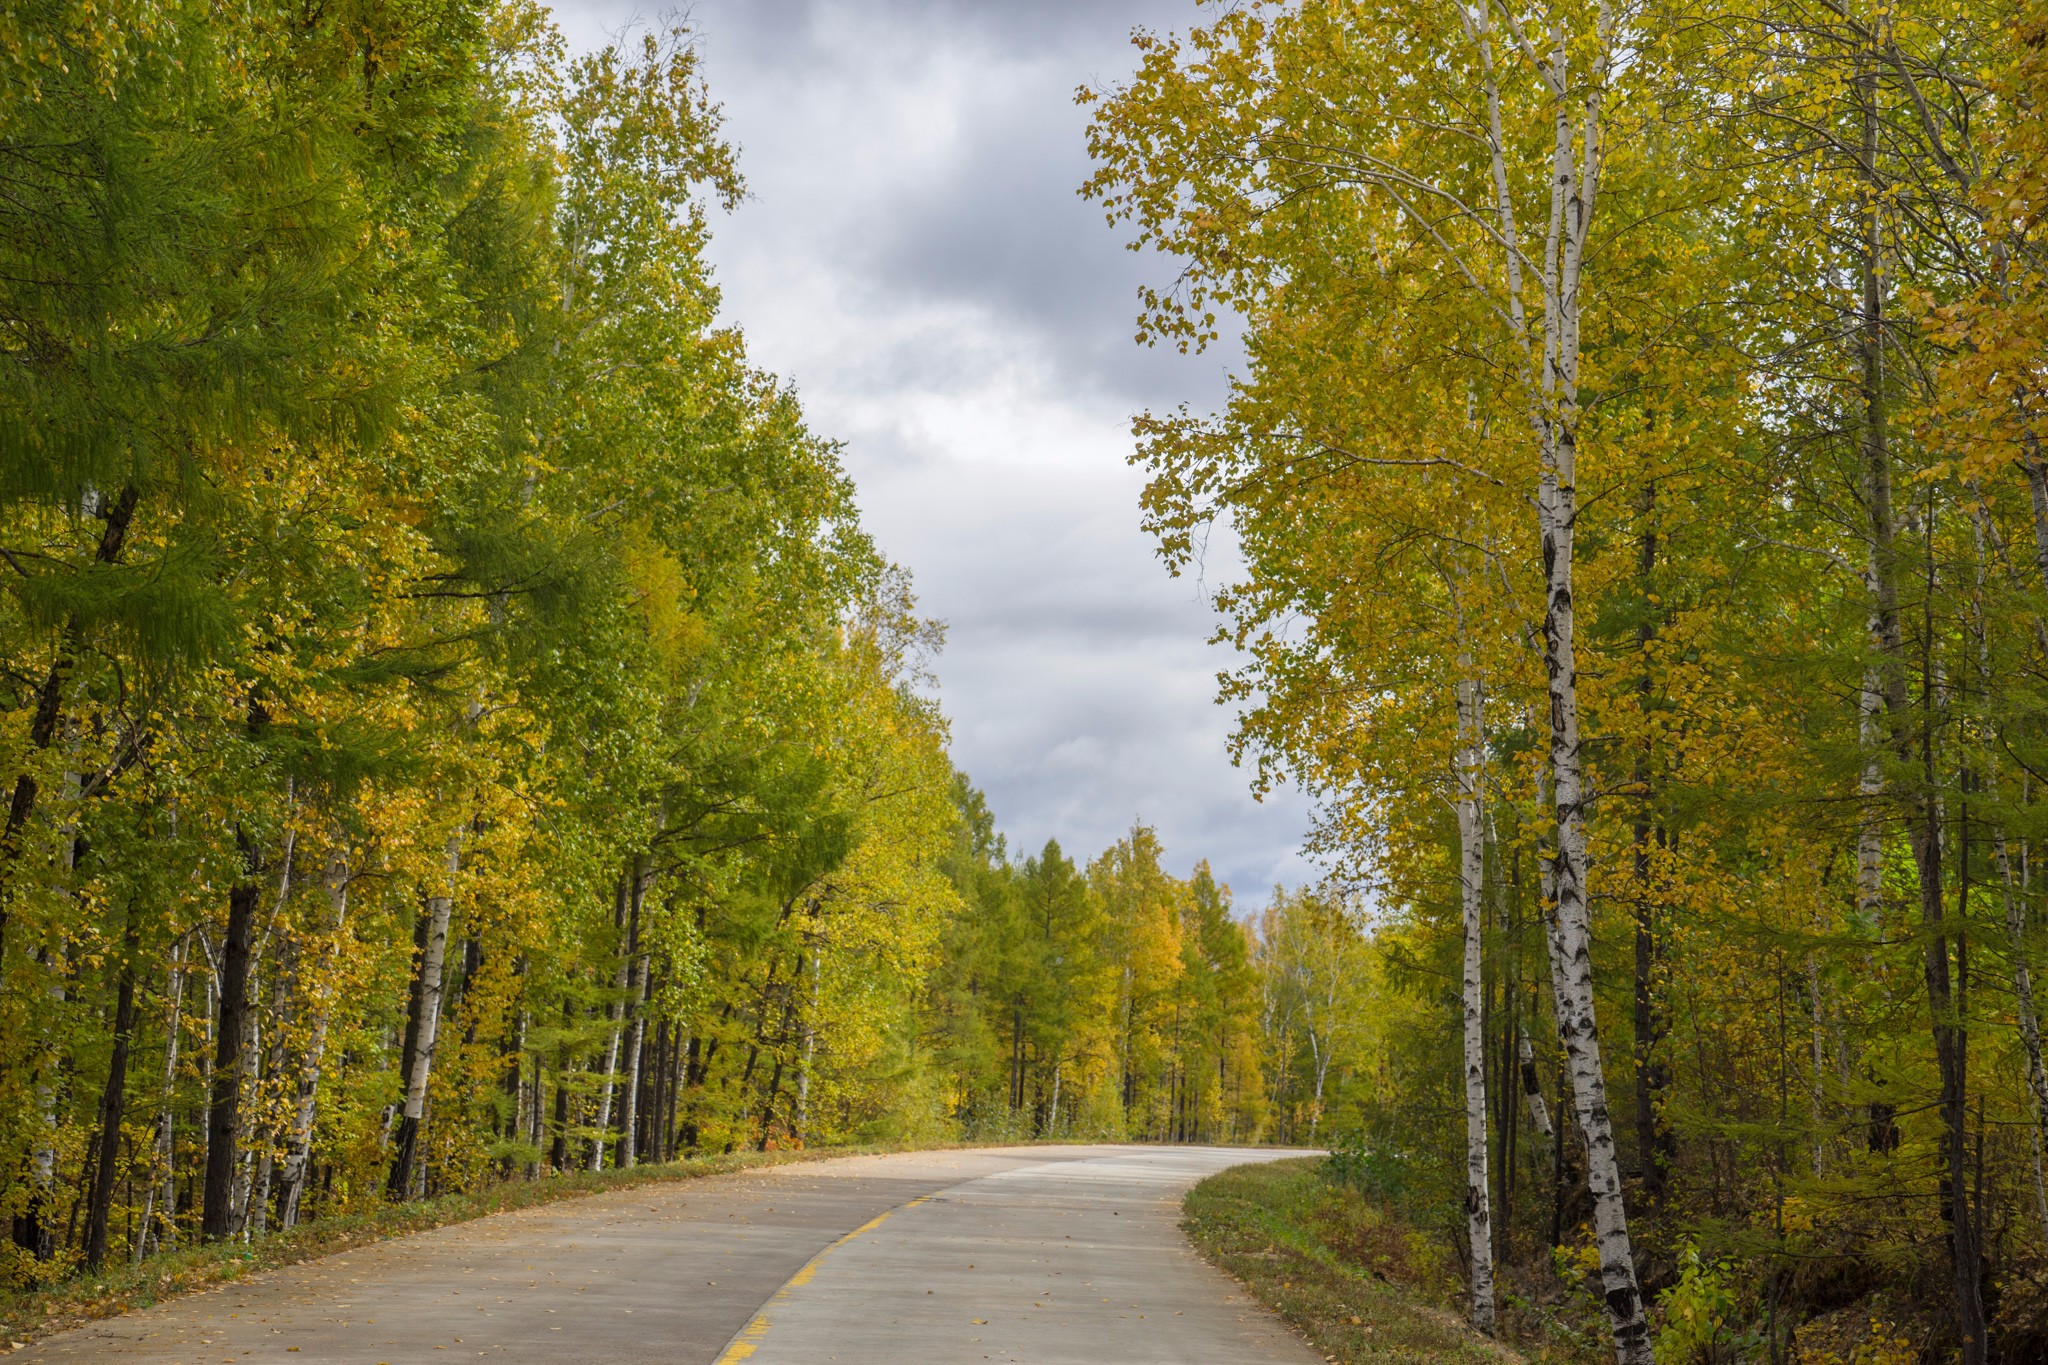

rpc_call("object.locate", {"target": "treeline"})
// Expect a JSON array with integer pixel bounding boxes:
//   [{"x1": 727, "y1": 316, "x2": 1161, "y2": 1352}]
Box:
[
  {"x1": 0, "y1": 0, "x2": 977, "y2": 1282},
  {"x1": 0, "y1": 0, "x2": 1347, "y2": 1294},
  {"x1": 1087, "y1": 0, "x2": 2048, "y2": 1362},
  {"x1": 932, "y1": 817, "x2": 1245, "y2": 1143},
  {"x1": 932, "y1": 815, "x2": 1390, "y2": 1148}
]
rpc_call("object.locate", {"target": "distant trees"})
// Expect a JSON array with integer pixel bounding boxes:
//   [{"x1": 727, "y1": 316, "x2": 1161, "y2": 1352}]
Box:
[{"x1": 930, "y1": 821, "x2": 1268, "y2": 1144}]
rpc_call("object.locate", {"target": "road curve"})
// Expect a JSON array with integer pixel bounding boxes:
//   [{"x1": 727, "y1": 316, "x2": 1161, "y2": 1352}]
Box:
[{"x1": 19, "y1": 1145, "x2": 1321, "y2": 1364}]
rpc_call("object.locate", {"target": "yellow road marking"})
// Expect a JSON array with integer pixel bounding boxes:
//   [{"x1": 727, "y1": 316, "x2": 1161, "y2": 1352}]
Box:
[{"x1": 712, "y1": 1195, "x2": 933, "y2": 1363}]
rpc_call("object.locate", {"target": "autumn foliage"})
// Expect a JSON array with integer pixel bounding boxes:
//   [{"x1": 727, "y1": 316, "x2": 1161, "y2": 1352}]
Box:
[{"x1": 1085, "y1": 0, "x2": 2048, "y2": 1360}]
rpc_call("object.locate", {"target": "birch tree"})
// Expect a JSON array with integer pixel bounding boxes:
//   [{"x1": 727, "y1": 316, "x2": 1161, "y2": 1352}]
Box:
[{"x1": 1085, "y1": 2, "x2": 1669, "y2": 1351}]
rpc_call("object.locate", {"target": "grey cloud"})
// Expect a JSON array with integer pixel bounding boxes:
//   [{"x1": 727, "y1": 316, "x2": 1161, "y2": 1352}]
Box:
[
  {"x1": 684, "y1": 0, "x2": 1238, "y2": 412},
  {"x1": 546, "y1": 0, "x2": 1314, "y2": 898},
  {"x1": 693, "y1": 0, "x2": 1197, "y2": 61},
  {"x1": 854, "y1": 82, "x2": 1207, "y2": 409}
]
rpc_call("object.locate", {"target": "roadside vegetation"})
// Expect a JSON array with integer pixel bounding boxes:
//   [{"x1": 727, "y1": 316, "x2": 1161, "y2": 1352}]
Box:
[
  {"x1": 0, "y1": 0, "x2": 1373, "y2": 1308},
  {"x1": 1088, "y1": 0, "x2": 2048, "y2": 1359},
  {"x1": 1183, "y1": 1156, "x2": 1538, "y2": 1365}
]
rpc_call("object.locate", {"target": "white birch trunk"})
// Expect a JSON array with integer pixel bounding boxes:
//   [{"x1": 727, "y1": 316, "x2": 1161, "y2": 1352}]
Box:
[
  {"x1": 1455, "y1": 668, "x2": 1495, "y2": 1333},
  {"x1": 247, "y1": 960, "x2": 291, "y2": 1236},
  {"x1": 794, "y1": 950, "x2": 819, "y2": 1145},
  {"x1": 400, "y1": 835, "x2": 460, "y2": 1129},
  {"x1": 280, "y1": 845, "x2": 349, "y2": 1228},
  {"x1": 1517, "y1": 1026, "x2": 1553, "y2": 1139},
  {"x1": 140, "y1": 935, "x2": 188, "y2": 1261},
  {"x1": 230, "y1": 952, "x2": 260, "y2": 1238},
  {"x1": 619, "y1": 953, "x2": 649, "y2": 1167},
  {"x1": 591, "y1": 876, "x2": 632, "y2": 1172},
  {"x1": 1465, "y1": 0, "x2": 1648, "y2": 1350}
]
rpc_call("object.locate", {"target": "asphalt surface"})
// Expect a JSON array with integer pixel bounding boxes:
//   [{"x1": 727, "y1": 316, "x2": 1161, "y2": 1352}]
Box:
[{"x1": 18, "y1": 1145, "x2": 1322, "y2": 1365}]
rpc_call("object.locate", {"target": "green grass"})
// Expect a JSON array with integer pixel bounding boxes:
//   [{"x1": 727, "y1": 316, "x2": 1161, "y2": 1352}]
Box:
[
  {"x1": 1181, "y1": 1157, "x2": 1524, "y2": 1365},
  {"x1": 0, "y1": 1142, "x2": 941, "y2": 1350}
]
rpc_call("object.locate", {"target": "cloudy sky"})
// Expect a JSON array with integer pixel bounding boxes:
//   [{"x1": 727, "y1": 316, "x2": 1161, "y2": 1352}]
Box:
[{"x1": 549, "y1": 0, "x2": 1314, "y2": 901}]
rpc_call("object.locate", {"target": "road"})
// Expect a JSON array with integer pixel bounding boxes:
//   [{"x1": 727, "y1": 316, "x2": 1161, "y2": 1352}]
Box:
[{"x1": 19, "y1": 1145, "x2": 1323, "y2": 1365}]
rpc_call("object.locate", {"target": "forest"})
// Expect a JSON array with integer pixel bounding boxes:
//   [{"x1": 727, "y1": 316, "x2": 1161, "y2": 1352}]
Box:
[
  {"x1": 0, "y1": 0, "x2": 1380, "y2": 1301},
  {"x1": 19, "y1": 0, "x2": 2048, "y2": 1361},
  {"x1": 1083, "y1": 0, "x2": 2048, "y2": 1360}
]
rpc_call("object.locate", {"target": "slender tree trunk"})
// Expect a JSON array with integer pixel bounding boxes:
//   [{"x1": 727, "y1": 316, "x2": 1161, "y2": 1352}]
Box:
[
  {"x1": 1849, "y1": 56, "x2": 1984, "y2": 1360},
  {"x1": 1630, "y1": 485, "x2": 1671, "y2": 1203},
  {"x1": 548, "y1": 996, "x2": 572, "y2": 1171},
  {"x1": 665, "y1": 1029, "x2": 686, "y2": 1161},
  {"x1": 618, "y1": 876, "x2": 648, "y2": 1167},
  {"x1": 1455, "y1": 667, "x2": 1496, "y2": 1333},
  {"x1": 1464, "y1": 1, "x2": 1646, "y2": 1344},
  {"x1": 1519, "y1": 1026, "x2": 1554, "y2": 1140},
  {"x1": 1997, "y1": 833, "x2": 2048, "y2": 1250},
  {"x1": 202, "y1": 832, "x2": 263, "y2": 1240},
  {"x1": 591, "y1": 874, "x2": 632, "y2": 1171},
  {"x1": 795, "y1": 950, "x2": 818, "y2": 1145},
  {"x1": 247, "y1": 944, "x2": 291, "y2": 1237},
  {"x1": 138, "y1": 934, "x2": 186, "y2": 1261},
  {"x1": 2021, "y1": 434, "x2": 2048, "y2": 594},
  {"x1": 84, "y1": 905, "x2": 142, "y2": 1269},
  {"x1": 280, "y1": 846, "x2": 349, "y2": 1228},
  {"x1": 388, "y1": 833, "x2": 460, "y2": 1200}
]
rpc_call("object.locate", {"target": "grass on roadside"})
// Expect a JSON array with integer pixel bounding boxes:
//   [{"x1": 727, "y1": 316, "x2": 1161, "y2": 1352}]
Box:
[
  {"x1": 1182, "y1": 1157, "x2": 1522, "y2": 1365},
  {"x1": 0, "y1": 1143, "x2": 914, "y2": 1350}
]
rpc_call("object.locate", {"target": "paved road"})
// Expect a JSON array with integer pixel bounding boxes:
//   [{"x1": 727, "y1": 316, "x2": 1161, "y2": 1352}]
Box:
[{"x1": 20, "y1": 1145, "x2": 1321, "y2": 1364}]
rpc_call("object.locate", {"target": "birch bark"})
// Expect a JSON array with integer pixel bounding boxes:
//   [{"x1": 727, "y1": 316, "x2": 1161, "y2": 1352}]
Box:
[
  {"x1": 592, "y1": 871, "x2": 633, "y2": 1170},
  {"x1": 138, "y1": 934, "x2": 186, "y2": 1261},
  {"x1": 279, "y1": 844, "x2": 349, "y2": 1228},
  {"x1": 1518, "y1": 1026, "x2": 1553, "y2": 1139},
  {"x1": 1464, "y1": 1, "x2": 1648, "y2": 1350},
  {"x1": 1455, "y1": 663, "x2": 1495, "y2": 1333},
  {"x1": 617, "y1": 869, "x2": 649, "y2": 1166},
  {"x1": 387, "y1": 832, "x2": 461, "y2": 1200},
  {"x1": 794, "y1": 947, "x2": 819, "y2": 1145}
]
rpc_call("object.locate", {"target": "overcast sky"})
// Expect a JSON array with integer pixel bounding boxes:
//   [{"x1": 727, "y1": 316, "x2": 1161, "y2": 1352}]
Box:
[{"x1": 548, "y1": 0, "x2": 1314, "y2": 902}]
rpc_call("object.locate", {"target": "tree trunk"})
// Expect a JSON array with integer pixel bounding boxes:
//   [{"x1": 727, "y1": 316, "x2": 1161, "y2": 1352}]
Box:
[
  {"x1": 137, "y1": 934, "x2": 186, "y2": 1262},
  {"x1": 84, "y1": 905, "x2": 142, "y2": 1269},
  {"x1": 548, "y1": 996, "x2": 572, "y2": 1171},
  {"x1": 617, "y1": 876, "x2": 649, "y2": 1167},
  {"x1": 202, "y1": 832, "x2": 262, "y2": 1241},
  {"x1": 247, "y1": 944, "x2": 291, "y2": 1236},
  {"x1": 388, "y1": 833, "x2": 460, "y2": 1201},
  {"x1": 1518, "y1": 1026, "x2": 1554, "y2": 1140},
  {"x1": 1630, "y1": 484, "x2": 1671, "y2": 1203},
  {"x1": 795, "y1": 950, "x2": 819, "y2": 1145},
  {"x1": 281, "y1": 845, "x2": 349, "y2": 1228},
  {"x1": 1466, "y1": 1, "x2": 1646, "y2": 1345},
  {"x1": 387, "y1": 839, "x2": 460, "y2": 1203},
  {"x1": 1455, "y1": 668, "x2": 1496, "y2": 1334},
  {"x1": 1850, "y1": 56, "x2": 1984, "y2": 1361},
  {"x1": 591, "y1": 874, "x2": 633, "y2": 1171}
]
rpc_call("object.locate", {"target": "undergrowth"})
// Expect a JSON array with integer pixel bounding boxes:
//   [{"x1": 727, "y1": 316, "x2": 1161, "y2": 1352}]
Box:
[{"x1": 1183, "y1": 1156, "x2": 1604, "y2": 1365}]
